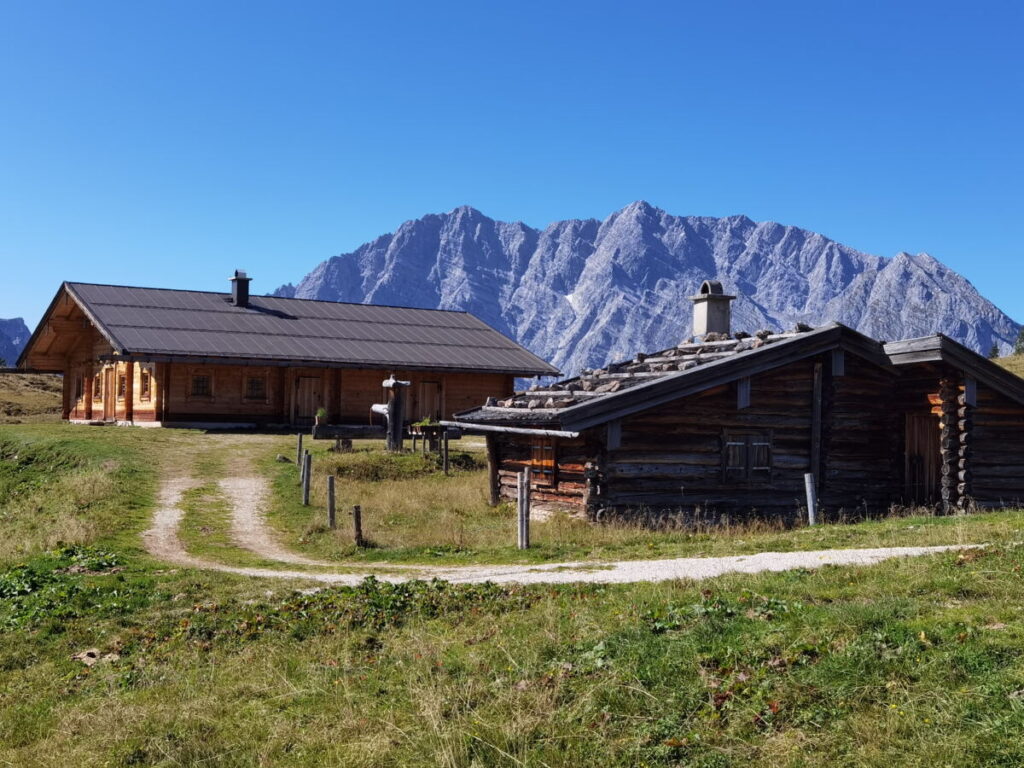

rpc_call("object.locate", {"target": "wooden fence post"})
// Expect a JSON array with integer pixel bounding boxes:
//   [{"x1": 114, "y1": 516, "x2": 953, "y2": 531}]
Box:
[
  {"x1": 517, "y1": 469, "x2": 530, "y2": 549},
  {"x1": 296, "y1": 433, "x2": 303, "y2": 466},
  {"x1": 804, "y1": 472, "x2": 818, "y2": 525},
  {"x1": 352, "y1": 505, "x2": 364, "y2": 547},
  {"x1": 302, "y1": 452, "x2": 312, "y2": 506},
  {"x1": 327, "y1": 475, "x2": 336, "y2": 529},
  {"x1": 442, "y1": 430, "x2": 450, "y2": 476}
]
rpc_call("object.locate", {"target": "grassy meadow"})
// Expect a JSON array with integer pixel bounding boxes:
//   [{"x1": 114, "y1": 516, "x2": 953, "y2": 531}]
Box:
[
  {"x1": 3, "y1": 421, "x2": 1024, "y2": 765},
  {"x1": 0, "y1": 372, "x2": 62, "y2": 424}
]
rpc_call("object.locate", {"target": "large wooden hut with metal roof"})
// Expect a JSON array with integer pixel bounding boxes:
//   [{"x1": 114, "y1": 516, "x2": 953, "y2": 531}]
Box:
[
  {"x1": 448, "y1": 281, "x2": 1024, "y2": 520},
  {"x1": 17, "y1": 272, "x2": 558, "y2": 428}
]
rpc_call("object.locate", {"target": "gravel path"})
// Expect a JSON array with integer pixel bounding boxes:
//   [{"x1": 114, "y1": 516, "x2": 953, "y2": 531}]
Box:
[{"x1": 143, "y1": 472, "x2": 968, "y2": 586}]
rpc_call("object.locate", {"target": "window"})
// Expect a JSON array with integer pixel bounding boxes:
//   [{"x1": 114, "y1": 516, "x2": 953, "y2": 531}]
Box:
[
  {"x1": 530, "y1": 438, "x2": 557, "y2": 487},
  {"x1": 140, "y1": 370, "x2": 151, "y2": 400},
  {"x1": 191, "y1": 375, "x2": 211, "y2": 397},
  {"x1": 117, "y1": 375, "x2": 127, "y2": 400},
  {"x1": 245, "y1": 376, "x2": 266, "y2": 400},
  {"x1": 93, "y1": 375, "x2": 103, "y2": 401},
  {"x1": 75, "y1": 376, "x2": 83, "y2": 400},
  {"x1": 722, "y1": 432, "x2": 773, "y2": 483}
]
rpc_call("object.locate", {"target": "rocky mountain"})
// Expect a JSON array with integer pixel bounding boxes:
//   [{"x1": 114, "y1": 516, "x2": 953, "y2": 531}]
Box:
[
  {"x1": 274, "y1": 202, "x2": 1020, "y2": 376},
  {"x1": 0, "y1": 318, "x2": 30, "y2": 368}
]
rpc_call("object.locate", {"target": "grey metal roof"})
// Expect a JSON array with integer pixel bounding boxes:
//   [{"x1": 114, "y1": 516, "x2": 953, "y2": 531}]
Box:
[{"x1": 64, "y1": 282, "x2": 559, "y2": 375}]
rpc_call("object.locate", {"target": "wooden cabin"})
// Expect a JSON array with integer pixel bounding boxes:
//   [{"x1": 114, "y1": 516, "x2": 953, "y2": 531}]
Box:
[
  {"x1": 17, "y1": 273, "x2": 558, "y2": 428},
  {"x1": 449, "y1": 282, "x2": 1024, "y2": 520}
]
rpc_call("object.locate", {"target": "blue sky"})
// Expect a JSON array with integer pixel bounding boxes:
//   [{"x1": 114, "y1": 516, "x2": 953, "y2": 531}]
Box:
[{"x1": 1, "y1": 0, "x2": 1021, "y2": 328}]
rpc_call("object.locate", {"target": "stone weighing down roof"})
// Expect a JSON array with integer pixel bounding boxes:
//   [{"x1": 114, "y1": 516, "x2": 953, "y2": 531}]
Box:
[
  {"x1": 456, "y1": 324, "x2": 850, "y2": 432},
  {"x1": 454, "y1": 322, "x2": 1024, "y2": 435},
  {"x1": 41, "y1": 282, "x2": 559, "y2": 375}
]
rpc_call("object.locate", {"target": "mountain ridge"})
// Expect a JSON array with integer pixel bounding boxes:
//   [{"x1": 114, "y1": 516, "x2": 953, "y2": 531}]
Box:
[
  {"x1": 274, "y1": 202, "x2": 1019, "y2": 376},
  {"x1": 0, "y1": 318, "x2": 31, "y2": 367}
]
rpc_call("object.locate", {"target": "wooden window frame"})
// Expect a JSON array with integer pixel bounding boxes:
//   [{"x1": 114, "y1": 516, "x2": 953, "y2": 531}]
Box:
[
  {"x1": 190, "y1": 373, "x2": 213, "y2": 399},
  {"x1": 75, "y1": 375, "x2": 84, "y2": 401},
  {"x1": 140, "y1": 369, "x2": 152, "y2": 401},
  {"x1": 244, "y1": 374, "x2": 268, "y2": 402},
  {"x1": 93, "y1": 374, "x2": 103, "y2": 401},
  {"x1": 530, "y1": 437, "x2": 558, "y2": 488},
  {"x1": 722, "y1": 430, "x2": 773, "y2": 484},
  {"x1": 117, "y1": 375, "x2": 127, "y2": 401}
]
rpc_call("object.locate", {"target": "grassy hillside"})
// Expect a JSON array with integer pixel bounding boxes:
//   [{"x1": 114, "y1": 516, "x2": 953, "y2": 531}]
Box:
[
  {"x1": 0, "y1": 372, "x2": 62, "y2": 423},
  {"x1": 3, "y1": 424, "x2": 1024, "y2": 766},
  {"x1": 996, "y1": 354, "x2": 1024, "y2": 379}
]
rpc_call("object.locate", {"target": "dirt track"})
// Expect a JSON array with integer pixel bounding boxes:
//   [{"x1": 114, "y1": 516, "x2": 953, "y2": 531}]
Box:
[{"x1": 142, "y1": 457, "x2": 968, "y2": 586}]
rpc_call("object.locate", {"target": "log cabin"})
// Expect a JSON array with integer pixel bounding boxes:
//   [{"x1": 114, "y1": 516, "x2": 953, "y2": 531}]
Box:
[
  {"x1": 449, "y1": 281, "x2": 1024, "y2": 521},
  {"x1": 17, "y1": 273, "x2": 558, "y2": 428}
]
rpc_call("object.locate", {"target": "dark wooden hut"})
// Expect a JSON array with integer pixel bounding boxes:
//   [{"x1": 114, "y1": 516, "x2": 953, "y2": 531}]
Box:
[{"x1": 449, "y1": 282, "x2": 1024, "y2": 520}]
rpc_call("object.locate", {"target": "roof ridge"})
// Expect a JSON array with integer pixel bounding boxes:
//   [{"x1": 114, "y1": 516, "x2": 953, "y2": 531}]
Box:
[{"x1": 66, "y1": 281, "x2": 473, "y2": 315}]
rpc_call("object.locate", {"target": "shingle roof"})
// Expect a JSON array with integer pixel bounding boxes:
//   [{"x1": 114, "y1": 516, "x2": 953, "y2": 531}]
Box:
[
  {"x1": 454, "y1": 323, "x2": 897, "y2": 432},
  {"x1": 63, "y1": 282, "x2": 559, "y2": 376}
]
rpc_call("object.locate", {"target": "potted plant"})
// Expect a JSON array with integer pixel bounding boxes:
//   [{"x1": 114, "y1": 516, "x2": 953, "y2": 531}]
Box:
[{"x1": 314, "y1": 407, "x2": 327, "y2": 427}]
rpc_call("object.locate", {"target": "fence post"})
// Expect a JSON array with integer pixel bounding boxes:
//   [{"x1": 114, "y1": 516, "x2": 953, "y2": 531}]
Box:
[
  {"x1": 296, "y1": 432, "x2": 303, "y2": 466},
  {"x1": 804, "y1": 472, "x2": 818, "y2": 525},
  {"x1": 327, "y1": 475, "x2": 336, "y2": 529},
  {"x1": 302, "y1": 452, "x2": 312, "y2": 506},
  {"x1": 518, "y1": 469, "x2": 530, "y2": 549},
  {"x1": 352, "y1": 504, "x2": 364, "y2": 547},
  {"x1": 442, "y1": 430, "x2": 450, "y2": 476}
]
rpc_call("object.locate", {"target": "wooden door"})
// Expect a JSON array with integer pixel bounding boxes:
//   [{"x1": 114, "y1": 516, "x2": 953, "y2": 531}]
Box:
[
  {"x1": 905, "y1": 413, "x2": 941, "y2": 504},
  {"x1": 294, "y1": 376, "x2": 322, "y2": 425},
  {"x1": 417, "y1": 381, "x2": 441, "y2": 422}
]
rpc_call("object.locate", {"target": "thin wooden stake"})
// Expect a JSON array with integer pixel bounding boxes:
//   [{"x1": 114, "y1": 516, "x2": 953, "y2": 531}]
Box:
[
  {"x1": 296, "y1": 432, "x2": 303, "y2": 466},
  {"x1": 327, "y1": 475, "x2": 336, "y2": 529},
  {"x1": 442, "y1": 430, "x2": 450, "y2": 476},
  {"x1": 804, "y1": 472, "x2": 818, "y2": 525},
  {"x1": 352, "y1": 504, "x2": 364, "y2": 547},
  {"x1": 517, "y1": 469, "x2": 530, "y2": 549},
  {"x1": 302, "y1": 452, "x2": 312, "y2": 506}
]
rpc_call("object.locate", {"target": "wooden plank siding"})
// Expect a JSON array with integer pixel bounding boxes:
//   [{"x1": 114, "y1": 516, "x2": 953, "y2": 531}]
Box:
[
  {"x1": 820, "y1": 350, "x2": 900, "y2": 514},
  {"x1": 969, "y1": 381, "x2": 1024, "y2": 507}
]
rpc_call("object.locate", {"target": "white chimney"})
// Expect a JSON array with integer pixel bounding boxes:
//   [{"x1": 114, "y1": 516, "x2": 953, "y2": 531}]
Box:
[{"x1": 689, "y1": 280, "x2": 735, "y2": 339}]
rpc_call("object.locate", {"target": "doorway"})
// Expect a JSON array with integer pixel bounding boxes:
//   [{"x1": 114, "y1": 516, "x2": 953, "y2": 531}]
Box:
[
  {"x1": 417, "y1": 381, "x2": 442, "y2": 422},
  {"x1": 294, "y1": 376, "x2": 322, "y2": 426},
  {"x1": 905, "y1": 412, "x2": 941, "y2": 505}
]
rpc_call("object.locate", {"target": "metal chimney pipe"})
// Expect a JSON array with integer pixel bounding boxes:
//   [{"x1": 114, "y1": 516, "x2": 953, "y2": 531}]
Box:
[{"x1": 230, "y1": 270, "x2": 251, "y2": 307}]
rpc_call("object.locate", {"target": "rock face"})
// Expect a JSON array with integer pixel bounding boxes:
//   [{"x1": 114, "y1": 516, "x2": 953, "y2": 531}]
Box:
[
  {"x1": 0, "y1": 318, "x2": 30, "y2": 367},
  {"x1": 275, "y1": 202, "x2": 1020, "y2": 376}
]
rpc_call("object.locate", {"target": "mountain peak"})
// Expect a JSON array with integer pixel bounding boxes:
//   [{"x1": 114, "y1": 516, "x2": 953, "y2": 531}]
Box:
[{"x1": 276, "y1": 205, "x2": 1020, "y2": 372}]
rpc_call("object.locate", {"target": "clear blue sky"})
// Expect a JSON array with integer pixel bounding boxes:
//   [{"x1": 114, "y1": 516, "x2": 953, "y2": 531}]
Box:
[{"x1": 1, "y1": 0, "x2": 1021, "y2": 328}]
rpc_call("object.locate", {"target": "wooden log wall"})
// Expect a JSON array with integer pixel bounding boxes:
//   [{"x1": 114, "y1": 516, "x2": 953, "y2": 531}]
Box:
[
  {"x1": 602, "y1": 363, "x2": 819, "y2": 520},
  {"x1": 494, "y1": 433, "x2": 598, "y2": 509},
  {"x1": 938, "y1": 376, "x2": 959, "y2": 512},
  {"x1": 967, "y1": 382, "x2": 1024, "y2": 507},
  {"x1": 821, "y1": 352, "x2": 900, "y2": 515}
]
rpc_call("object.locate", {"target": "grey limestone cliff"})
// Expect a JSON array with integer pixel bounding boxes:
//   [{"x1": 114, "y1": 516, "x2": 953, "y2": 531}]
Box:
[{"x1": 275, "y1": 202, "x2": 1019, "y2": 376}]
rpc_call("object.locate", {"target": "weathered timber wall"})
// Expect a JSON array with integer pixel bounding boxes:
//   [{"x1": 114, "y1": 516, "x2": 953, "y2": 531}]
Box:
[
  {"x1": 601, "y1": 363, "x2": 817, "y2": 519},
  {"x1": 821, "y1": 352, "x2": 900, "y2": 514},
  {"x1": 493, "y1": 433, "x2": 599, "y2": 509},
  {"x1": 969, "y1": 382, "x2": 1024, "y2": 507}
]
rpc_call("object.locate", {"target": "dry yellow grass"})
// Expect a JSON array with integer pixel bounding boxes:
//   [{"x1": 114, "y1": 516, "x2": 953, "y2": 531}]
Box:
[
  {"x1": 0, "y1": 372, "x2": 62, "y2": 423},
  {"x1": 995, "y1": 353, "x2": 1024, "y2": 379}
]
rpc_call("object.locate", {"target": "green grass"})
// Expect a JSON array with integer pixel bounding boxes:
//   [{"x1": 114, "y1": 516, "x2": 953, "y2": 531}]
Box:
[
  {"x1": 5, "y1": 424, "x2": 1024, "y2": 764},
  {"x1": 261, "y1": 435, "x2": 1024, "y2": 566}
]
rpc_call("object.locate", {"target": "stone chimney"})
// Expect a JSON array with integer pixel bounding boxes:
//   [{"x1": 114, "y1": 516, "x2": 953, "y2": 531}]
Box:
[
  {"x1": 689, "y1": 280, "x2": 735, "y2": 339},
  {"x1": 230, "y1": 270, "x2": 251, "y2": 308}
]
